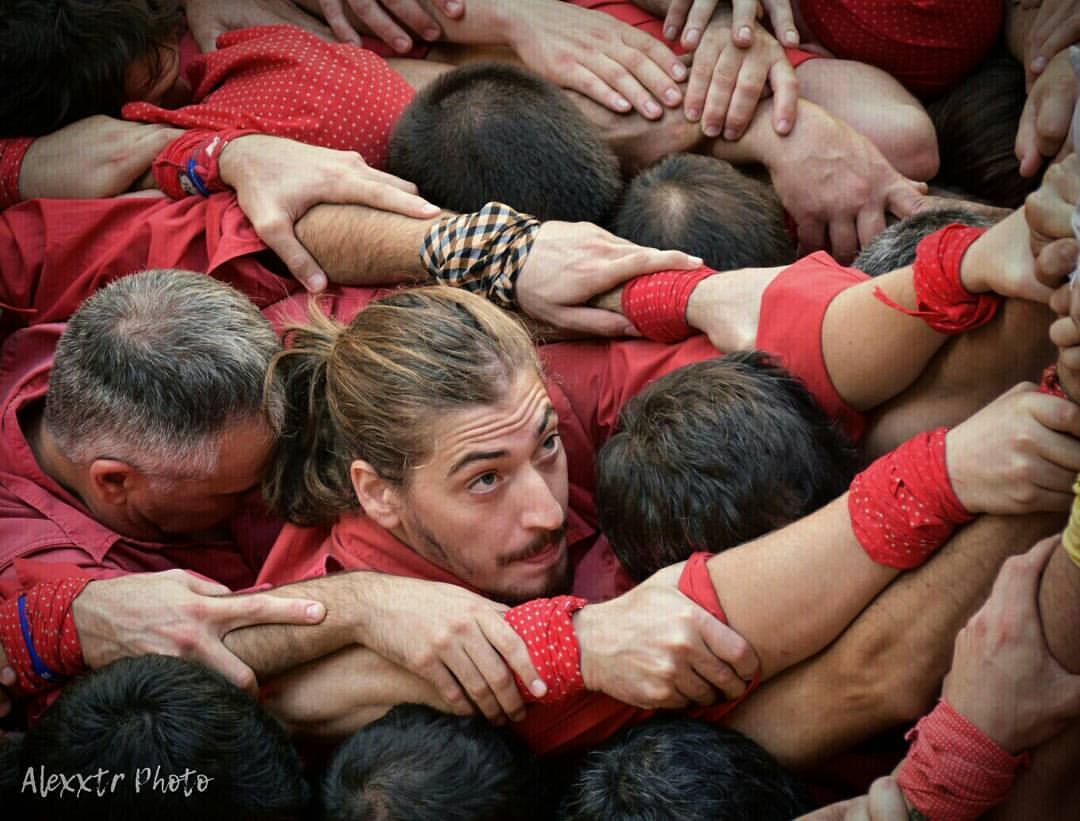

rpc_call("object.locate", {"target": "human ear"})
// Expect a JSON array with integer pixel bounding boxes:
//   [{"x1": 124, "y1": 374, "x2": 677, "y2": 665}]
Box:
[{"x1": 350, "y1": 459, "x2": 403, "y2": 529}]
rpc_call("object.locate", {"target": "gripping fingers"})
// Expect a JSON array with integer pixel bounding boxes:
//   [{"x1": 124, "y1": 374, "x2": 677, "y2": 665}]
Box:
[
  {"x1": 380, "y1": 0, "x2": 443, "y2": 41},
  {"x1": 215, "y1": 593, "x2": 326, "y2": 634},
  {"x1": 620, "y1": 29, "x2": 686, "y2": 102},
  {"x1": 698, "y1": 613, "x2": 759, "y2": 684},
  {"x1": 674, "y1": 667, "x2": 720, "y2": 706},
  {"x1": 728, "y1": 0, "x2": 758, "y2": 48},
  {"x1": 592, "y1": 53, "x2": 666, "y2": 119},
  {"x1": 481, "y1": 617, "x2": 547, "y2": 700},
  {"x1": 260, "y1": 223, "x2": 328, "y2": 293},
  {"x1": 347, "y1": 0, "x2": 414, "y2": 52},
  {"x1": 856, "y1": 207, "x2": 887, "y2": 251},
  {"x1": 684, "y1": 35, "x2": 725, "y2": 121},
  {"x1": 763, "y1": 0, "x2": 799, "y2": 47},
  {"x1": 197, "y1": 640, "x2": 259, "y2": 694},
  {"x1": 463, "y1": 637, "x2": 526, "y2": 722},
  {"x1": 663, "y1": 0, "x2": 695, "y2": 42},
  {"x1": 768, "y1": 59, "x2": 798, "y2": 134},
  {"x1": 828, "y1": 217, "x2": 859, "y2": 264},
  {"x1": 722, "y1": 57, "x2": 771, "y2": 140},
  {"x1": 701, "y1": 50, "x2": 742, "y2": 138},
  {"x1": 319, "y1": 0, "x2": 364, "y2": 44},
  {"x1": 445, "y1": 646, "x2": 506, "y2": 722}
]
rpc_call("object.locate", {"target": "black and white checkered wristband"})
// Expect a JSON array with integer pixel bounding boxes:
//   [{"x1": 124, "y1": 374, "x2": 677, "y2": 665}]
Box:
[{"x1": 420, "y1": 202, "x2": 541, "y2": 308}]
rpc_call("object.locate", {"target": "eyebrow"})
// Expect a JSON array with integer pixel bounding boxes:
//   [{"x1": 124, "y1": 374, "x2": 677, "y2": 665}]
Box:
[{"x1": 447, "y1": 405, "x2": 558, "y2": 478}]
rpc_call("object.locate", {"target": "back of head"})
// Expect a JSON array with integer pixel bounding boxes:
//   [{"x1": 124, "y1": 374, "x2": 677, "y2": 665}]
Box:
[
  {"x1": 45, "y1": 269, "x2": 280, "y2": 480},
  {"x1": 16, "y1": 655, "x2": 309, "y2": 820},
  {"x1": 322, "y1": 704, "x2": 539, "y2": 821},
  {"x1": 264, "y1": 286, "x2": 541, "y2": 526},
  {"x1": 558, "y1": 717, "x2": 809, "y2": 820},
  {"x1": 0, "y1": 0, "x2": 182, "y2": 136},
  {"x1": 611, "y1": 154, "x2": 795, "y2": 270},
  {"x1": 388, "y1": 62, "x2": 622, "y2": 223},
  {"x1": 596, "y1": 351, "x2": 858, "y2": 582},
  {"x1": 926, "y1": 51, "x2": 1036, "y2": 208},
  {"x1": 853, "y1": 207, "x2": 996, "y2": 276}
]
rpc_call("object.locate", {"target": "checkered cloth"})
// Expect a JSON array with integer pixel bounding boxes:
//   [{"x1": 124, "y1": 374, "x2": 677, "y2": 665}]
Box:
[{"x1": 420, "y1": 202, "x2": 541, "y2": 308}]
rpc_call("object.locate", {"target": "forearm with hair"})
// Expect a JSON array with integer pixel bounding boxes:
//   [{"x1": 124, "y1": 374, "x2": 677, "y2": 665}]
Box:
[
  {"x1": 1038, "y1": 539, "x2": 1080, "y2": 672},
  {"x1": 294, "y1": 203, "x2": 438, "y2": 286},
  {"x1": 224, "y1": 572, "x2": 380, "y2": 679},
  {"x1": 261, "y1": 644, "x2": 448, "y2": 739},
  {"x1": 726, "y1": 513, "x2": 1063, "y2": 769}
]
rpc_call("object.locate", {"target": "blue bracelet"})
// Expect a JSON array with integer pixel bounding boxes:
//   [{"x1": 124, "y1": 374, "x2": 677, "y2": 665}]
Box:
[
  {"x1": 17, "y1": 594, "x2": 60, "y2": 682},
  {"x1": 184, "y1": 158, "x2": 212, "y2": 197}
]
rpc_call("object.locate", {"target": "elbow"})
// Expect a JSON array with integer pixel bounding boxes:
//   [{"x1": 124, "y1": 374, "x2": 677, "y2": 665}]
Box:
[{"x1": 878, "y1": 109, "x2": 940, "y2": 183}]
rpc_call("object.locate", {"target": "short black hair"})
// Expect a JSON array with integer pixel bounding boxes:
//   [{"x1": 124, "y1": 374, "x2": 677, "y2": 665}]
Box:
[
  {"x1": 15, "y1": 655, "x2": 310, "y2": 820},
  {"x1": 927, "y1": 50, "x2": 1038, "y2": 208},
  {"x1": 558, "y1": 717, "x2": 810, "y2": 820},
  {"x1": 596, "y1": 351, "x2": 859, "y2": 582},
  {"x1": 611, "y1": 154, "x2": 795, "y2": 270},
  {"x1": 388, "y1": 62, "x2": 623, "y2": 223},
  {"x1": 0, "y1": 0, "x2": 182, "y2": 137},
  {"x1": 853, "y1": 207, "x2": 996, "y2": 276},
  {"x1": 321, "y1": 704, "x2": 541, "y2": 821}
]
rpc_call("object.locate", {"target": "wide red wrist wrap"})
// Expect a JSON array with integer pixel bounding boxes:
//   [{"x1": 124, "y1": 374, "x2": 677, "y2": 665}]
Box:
[
  {"x1": 153, "y1": 127, "x2": 257, "y2": 200},
  {"x1": 0, "y1": 577, "x2": 92, "y2": 694},
  {"x1": 849, "y1": 428, "x2": 972, "y2": 569},
  {"x1": 504, "y1": 595, "x2": 588, "y2": 704},
  {"x1": 874, "y1": 225, "x2": 999, "y2": 335},
  {"x1": 897, "y1": 699, "x2": 1026, "y2": 821},
  {"x1": 0, "y1": 137, "x2": 33, "y2": 210},
  {"x1": 621, "y1": 266, "x2": 716, "y2": 342}
]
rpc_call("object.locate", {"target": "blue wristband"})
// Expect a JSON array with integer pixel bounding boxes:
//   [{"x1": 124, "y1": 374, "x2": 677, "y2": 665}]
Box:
[
  {"x1": 17, "y1": 594, "x2": 60, "y2": 682},
  {"x1": 184, "y1": 158, "x2": 212, "y2": 197}
]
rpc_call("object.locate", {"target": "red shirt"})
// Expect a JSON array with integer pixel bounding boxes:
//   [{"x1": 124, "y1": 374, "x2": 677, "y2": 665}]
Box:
[
  {"x1": 123, "y1": 25, "x2": 415, "y2": 172},
  {"x1": 0, "y1": 325, "x2": 281, "y2": 597},
  {"x1": 258, "y1": 258, "x2": 865, "y2": 752},
  {"x1": 797, "y1": 0, "x2": 1002, "y2": 96},
  {"x1": 0, "y1": 193, "x2": 295, "y2": 337}
]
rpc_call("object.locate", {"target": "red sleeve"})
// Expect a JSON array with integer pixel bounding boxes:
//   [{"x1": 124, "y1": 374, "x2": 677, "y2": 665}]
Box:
[
  {"x1": 0, "y1": 195, "x2": 294, "y2": 329},
  {"x1": 0, "y1": 137, "x2": 33, "y2": 211},
  {"x1": 755, "y1": 252, "x2": 868, "y2": 441}
]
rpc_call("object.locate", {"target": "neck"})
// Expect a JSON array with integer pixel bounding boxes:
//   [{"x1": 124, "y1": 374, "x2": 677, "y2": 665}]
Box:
[{"x1": 25, "y1": 407, "x2": 91, "y2": 504}]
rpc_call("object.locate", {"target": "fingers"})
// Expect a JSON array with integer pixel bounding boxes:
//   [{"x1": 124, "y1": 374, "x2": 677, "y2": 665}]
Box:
[
  {"x1": 700, "y1": 49, "x2": 741, "y2": 138},
  {"x1": 768, "y1": 59, "x2": 798, "y2": 135},
  {"x1": 729, "y1": 0, "x2": 758, "y2": 48},
  {"x1": 722, "y1": 54, "x2": 770, "y2": 140},
  {"x1": 683, "y1": 0, "x2": 723, "y2": 50},
  {"x1": 177, "y1": 572, "x2": 232, "y2": 597},
  {"x1": 797, "y1": 215, "x2": 828, "y2": 256},
  {"x1": 589, "y1": 53, "x2": 668, "y2": 119},
  {"x1": 763, "y1": 0, "x2": 800, "y2": 48},
  {"x1": 480, "y1": 617, "x2": 548, "y2": 700},
  {"x1": 855, "y1": 206, "x2": 887, "y2": 251},
  {"x1": 684, "y1": 33, "x2": 727, "y2": 123},
  {"x1": 1032, "y1": 18, "x2": 1080, "y2": 76},
  {"x1": 1036, "y1": 238, "x2": 1079, "y2": 290},
  {"x1": 215, "y1": 593, "x2": 327, "y2": 633},
  {"x1": 616, "y1": 30, "x2": 687, "y2": 112},
  {"x1": 195, "y1": 640, "x2": 260, "y2": 694},
  {"x1": 1033, "y1": 85, "x2": 1075, "y2": 160},
  {"x1": 380, "y1": 0, "x2": 443, "y2": 43},
  {"x1": 462, "y1": 636, "x2": 527, "y2": 722},
  {"x1": 697, "y1": 610, "x2": 760, "y2": 683},
  {"x1": 866, "y1": 776, "x2": 910, "y2": 821},
  {"x1": 602, "y1": 247, "x2": 704, "y2": 287},
  {"x1": 546, "y1": 306, "x2": 639, "y2": 338},
  {"x1": 662, "y1": 0, "x2": 694, "y2": 44},
  {"x1": 333, "y1": 175, "x2": 440, "y2": 219},
  {"x1": 442, "y1": 644, "x2": 509, "y2": 723},
  {"x1": 255, "y1": 219, "x2": 329, "y2": 293},
  {"x1": 828, "y1": 217, "x2": 859, "y2": 264},
  {"x1": 319, "y1": 0, "x2": 364, "y2": 45},
  {"x1": 1029, "y1": 391, "x2": 1080, "y2": 439},
  {"x1": 565, "y1": 64, "x2": 634, "y2": 115},
  {"x1": 1016, "y1": 95, "x2": 1046, "y2": 178},
  {"x1": 673, "y1": 667, "x2": 720, "y2": 706},
  {"x1": 435, "y1": 0, "x2": 465, "y2": 18},
  {"x1": 346, "y1": 0, "x2": 415, "y2": 52}
]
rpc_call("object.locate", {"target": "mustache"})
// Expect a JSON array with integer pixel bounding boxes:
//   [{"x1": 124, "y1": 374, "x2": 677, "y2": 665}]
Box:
[{"x1": 498, "y1": 519, "x2": 569, "y2": 566}]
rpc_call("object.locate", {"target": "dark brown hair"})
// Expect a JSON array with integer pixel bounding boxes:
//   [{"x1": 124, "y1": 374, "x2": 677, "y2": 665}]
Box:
[{"x1": 0, "y1": 0, "x2": 182, "y2": 136}]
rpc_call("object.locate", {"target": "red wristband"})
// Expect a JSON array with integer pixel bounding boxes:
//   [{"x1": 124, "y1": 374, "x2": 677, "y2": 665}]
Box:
[
  {"x1": 0, "y1": 137, "x2": 34, "y2": 210},
  {"x1": 153, "y1": 128, "x2": 257, "y2": 200},
  {"x1": 621, "y1": 266, "x2": 716, "y2": 342},
  {"x1": 898, "y1": 699, "x2": 1027, "y2": 821},
  {"x1": 873, "y1": 224, "x2": 1000, "y2": 335},
  {"x1": 0, "y1": 577, "x2": 92, "y2": 694},
  {"x1": 504, "y1": 595, "x2": 588, "y2": 704},
  {"x1": 849, "y1": 428, "x2": 973, "y2": 569}
]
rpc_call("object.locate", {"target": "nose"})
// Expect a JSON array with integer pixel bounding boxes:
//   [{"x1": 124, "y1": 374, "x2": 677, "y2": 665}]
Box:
[{"x1": 518, "y1": 467, "x2": 564, "y2": 532}]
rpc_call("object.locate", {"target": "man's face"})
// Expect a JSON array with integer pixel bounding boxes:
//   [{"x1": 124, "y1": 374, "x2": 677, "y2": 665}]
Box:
[
  {"x1": 123, "y1": 419, "x2": 275, "y2": 541},
  {"x1": 392, "y1": 373, "x2": 572, "y2": 604}
]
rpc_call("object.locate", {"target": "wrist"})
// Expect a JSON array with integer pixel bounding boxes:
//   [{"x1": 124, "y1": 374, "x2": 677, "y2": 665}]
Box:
[
  {"x1": 217, "y1": 135, "x2": 255, "y2": 190},
  {"x1": 571, "y1": 604, "x2": 600, "y2": 691},
  {"x1": 958, "y1": 230, "x2": 989, "y2": 293}
]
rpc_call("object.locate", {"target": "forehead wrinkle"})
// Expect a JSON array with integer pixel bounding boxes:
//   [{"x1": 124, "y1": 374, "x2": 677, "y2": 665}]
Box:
[{"x1": 433, "y1": 377, "x2": 552, "y2": 472}]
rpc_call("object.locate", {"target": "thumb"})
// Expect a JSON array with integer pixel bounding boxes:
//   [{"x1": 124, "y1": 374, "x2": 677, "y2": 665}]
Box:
[{"x1": 261, "y1": 226, "x2": 329, "y2": 293}]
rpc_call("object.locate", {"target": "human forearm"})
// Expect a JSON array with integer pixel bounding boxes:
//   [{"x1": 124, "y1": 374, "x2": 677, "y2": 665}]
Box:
[
  {"x1": 262, "y1": 644, "x2": 449, "y2": 739},
  {"x1": 728, "y1": 512, "x2": 1063, "y2": 768},
  {"x1": 294, "y1": 203, "x2": 438, "y2": 285},
  {"x1": 706, "y1": 495, "x2": 897, "y2": 680}
]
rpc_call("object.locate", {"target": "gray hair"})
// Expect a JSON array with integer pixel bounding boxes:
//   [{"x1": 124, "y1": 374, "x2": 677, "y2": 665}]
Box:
[
  {"x1": 853, "y1": 207, "x2": 996, "y2": 277},
  {"x1": 44, "y1": 269, "x2": 282, "y2": 478}
]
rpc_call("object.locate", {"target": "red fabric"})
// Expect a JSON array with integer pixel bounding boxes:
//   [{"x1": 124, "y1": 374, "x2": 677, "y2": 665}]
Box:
[
  {"x1": 123, "y1": 25, "x2": 415, "y2": 173},
  {"x1": 504, "y1": 595, "x2": 588, "y2": 703},
  {"x1": 797, "y1": 0, "x2": 1003, "y2": 96},
  {"x1": 897, "y1": 699, "x2": 1026, "y2": 820},
  {"x1": 874, "y1": 225, "x2": 999, "y2": 335},
  {"x1": 620, "y1": 266, "x2": 716, "y2": 342},
  {"x1": 1039, "y1": 364, "x2": 1069, "y2": 400},
  {"x1": 153, "y1": 127, "x2": 257, "y2": 199},
  {"x1": 0, "y1": 577, "x2": 90, "y2": 693},
  {"x1": 568, "y1": 0, "x2": 818, "y2": 66},
  {"x1": 0, "y1": 325, "x2": 281, "y2": 594},
  {"x1": 0, "y1": 137, "x2": 32, "y2": 211},
  {"x1": 0, "y1": 194, "x2": 295, "y2": 334},
  {"x1": 849, "y1": 428, "x2": 972, "y2": 570}
]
